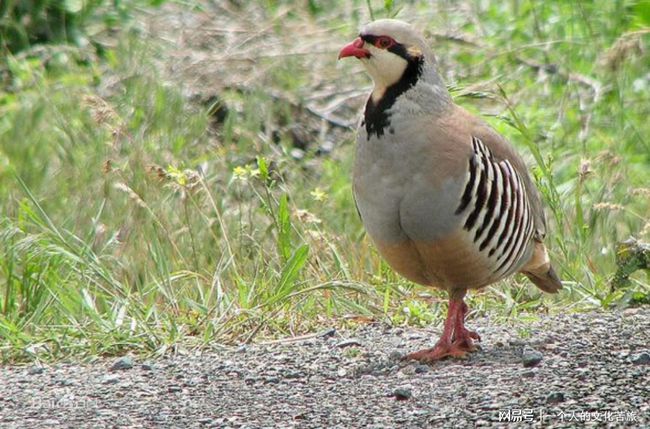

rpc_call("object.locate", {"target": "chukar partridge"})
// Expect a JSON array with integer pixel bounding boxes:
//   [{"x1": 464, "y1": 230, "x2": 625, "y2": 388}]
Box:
[{"x1": 339, "y1": 19, "x2": 562, "y2": 362}]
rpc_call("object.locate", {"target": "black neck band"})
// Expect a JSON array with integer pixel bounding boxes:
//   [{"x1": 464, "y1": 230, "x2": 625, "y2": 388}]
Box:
[{"x1": 363, "y1": 48, "x2": 423, "y2": 139}]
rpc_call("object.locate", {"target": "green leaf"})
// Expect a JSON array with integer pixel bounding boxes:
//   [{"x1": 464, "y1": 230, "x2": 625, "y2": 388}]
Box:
[
  {"x1": 64, "y1": 0, "x2": 83, "y2": 13},
  {"x1": 271, "y1": 244, "x2": 309, "y2": 305},
  {"x1": 257, "y1": 155, "x2": 269, "y2": 181},
  {"x1": 277, "y1": 194, "x2": 291, "y2": 262},
  {"x1": 307, "y1": 0, "x2": 322, "y2": 16},
  {"x1": 633, "y1": 0, "x2": 650, "y2": 26}
]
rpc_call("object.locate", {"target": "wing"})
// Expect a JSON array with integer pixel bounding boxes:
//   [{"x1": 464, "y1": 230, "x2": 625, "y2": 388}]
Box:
[
  {"x1": 440, "y1": 105, "x2": 547, "y2": 241},
  {"x1": 425, "y1": 105, "x2": 550, "y2": 282},
  {"x1": 454, "y1": 135, "x2": 536, "y2": 279}
]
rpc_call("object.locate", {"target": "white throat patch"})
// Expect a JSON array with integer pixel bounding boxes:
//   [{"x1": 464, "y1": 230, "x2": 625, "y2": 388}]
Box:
[{"x1": 361, "y1": 46, "x2": 408, "y2": 102}]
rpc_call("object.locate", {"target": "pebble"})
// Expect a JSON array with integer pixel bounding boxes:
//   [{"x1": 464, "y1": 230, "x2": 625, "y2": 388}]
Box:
[
  {"x1": 336, "y1": 338, "x2": 363, "y2": 348},
  {"x1": 101, "y1": 374, "x2": 120, "y2": 385},
  {"x1": 290, "y1": 148, "x2": 305, "y2": 160},
  {"x1": 318, "y1": 140, "x2": 335, "y2": 154},
  {"x1": 392, "y1": 387, "x2": 413, "y2": 400},
  {"x1": 110, "y1": 356, "x2": 134, "y2": 371},
  {"x1": 320, "y1": 328, "x2": 337, "y2": 338},
  {"x1": 546, "y1": 392, "x2": 565, "y2": 403},
  {"x1": 631, "y1": 352, "x2": 650, "y2": 365},
  {"x1": 388, "y1": 351, "x2": 404, "y2": 361},
  {"x1": 141, "y1": 362, "x2": 154, "y2": 371},
  {"x1": 55, "y1": 378, "x2": 75, "y2": 386},
  {"x1": 284, "y1": 371, "x2": 303, "y2": 379},
  {"x1": 522, "y1": 346, "x2": 544, "y2": 367},
  {"x1": 414, "y1": 364, "x2": 430, "y2": 374},
  {"x1": 27, "y1": 366, "x2": 44, "y2": 375}
]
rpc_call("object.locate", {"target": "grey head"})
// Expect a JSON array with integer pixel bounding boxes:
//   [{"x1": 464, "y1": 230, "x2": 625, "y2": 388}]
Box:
[{"x1": 339, "y1": 19, "x2": 452, "y2": 138}]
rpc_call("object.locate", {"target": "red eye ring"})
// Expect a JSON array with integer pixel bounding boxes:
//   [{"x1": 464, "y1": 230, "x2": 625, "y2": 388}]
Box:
[{"x1": 375, "y1": 36, "x2": 395, "y2": 49}]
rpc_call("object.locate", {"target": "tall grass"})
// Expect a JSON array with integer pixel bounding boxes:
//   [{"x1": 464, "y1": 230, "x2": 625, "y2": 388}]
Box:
[{"x1": 0, "y1": 0, "x2": 648, "y2": 362}]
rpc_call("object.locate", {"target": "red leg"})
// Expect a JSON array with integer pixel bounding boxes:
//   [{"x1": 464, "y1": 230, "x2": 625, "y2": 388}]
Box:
[
  {"x1": 451, "y1": 301, "x2": 481, "y2": 352},
  {"x1": 405, "y1": 298, "x2": 481, "y2": 363}
]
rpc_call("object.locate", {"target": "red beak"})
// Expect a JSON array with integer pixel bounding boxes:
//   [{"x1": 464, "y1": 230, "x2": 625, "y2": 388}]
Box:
[{"x1": 338, "y1": 37, "x2": 370, "y2": 60}]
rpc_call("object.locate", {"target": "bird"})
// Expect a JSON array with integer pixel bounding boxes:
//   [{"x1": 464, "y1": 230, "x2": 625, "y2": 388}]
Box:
[{"x1": 338, "y1": 19, "x2": 562, "y2": 362}]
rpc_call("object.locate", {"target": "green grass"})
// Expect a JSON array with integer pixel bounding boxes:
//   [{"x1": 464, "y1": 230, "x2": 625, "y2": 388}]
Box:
[{"x1": 1, "y1": 0, "x2": 649, "y2": 362}]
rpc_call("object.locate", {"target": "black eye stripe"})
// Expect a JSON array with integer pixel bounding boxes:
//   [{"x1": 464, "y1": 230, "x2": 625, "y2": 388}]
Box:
[
  {"x1": 360, "y1": 34, "x2": 378, "y2": 44},
  {"x1": 359, "y1": 34, "x2": 418, "y2": 60},
  {"x1": 360, "y1": 34, "x2": 393, "y2": 47}
]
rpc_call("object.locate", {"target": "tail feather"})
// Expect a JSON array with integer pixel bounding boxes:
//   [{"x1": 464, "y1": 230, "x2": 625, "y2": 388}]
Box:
[{"x1": 524, "y1": 265, "x2": 563, "y2": 293}]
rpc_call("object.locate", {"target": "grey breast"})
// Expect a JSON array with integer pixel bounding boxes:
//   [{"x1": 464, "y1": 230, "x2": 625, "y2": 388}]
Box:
[{"x1": 353, "y1": 119, "x2": 466, "y2": 245}]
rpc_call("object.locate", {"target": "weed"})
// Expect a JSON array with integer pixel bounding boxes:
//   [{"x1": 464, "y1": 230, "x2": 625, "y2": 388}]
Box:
[{"x1": 0, "y1": 0, "x2": 648, "y2": 362}]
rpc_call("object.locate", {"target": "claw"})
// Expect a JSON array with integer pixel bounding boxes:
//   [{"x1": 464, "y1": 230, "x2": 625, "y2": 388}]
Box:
[{"x1": 405, "y1": 297, "x2": 481, "y2": 364}]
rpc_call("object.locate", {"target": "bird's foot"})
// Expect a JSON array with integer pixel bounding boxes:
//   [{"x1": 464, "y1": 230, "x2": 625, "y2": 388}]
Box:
[
  {"x1": 403, "y1": 340, "x2": 470, "y2": 363},
  {"x1": 451, "y1": 336, "x2": 480, "y2": 353},
  {"x1": 453, "y1": 327, "x2": 481, "y2": 349},
  {"x1": 403, "y1": 297, "x2": 482, "y2": 363},
  {"x1": 447, "y1": 324, "x2": 481, "y2": 355}
]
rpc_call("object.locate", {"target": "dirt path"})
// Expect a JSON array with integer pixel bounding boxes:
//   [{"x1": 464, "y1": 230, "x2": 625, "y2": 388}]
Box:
[{"x1": 1, "y1": 308, "x2": 648, "y2": 428}]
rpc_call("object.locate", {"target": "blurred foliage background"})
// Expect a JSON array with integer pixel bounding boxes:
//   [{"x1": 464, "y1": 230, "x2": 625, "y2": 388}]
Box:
[{"x1": 0, "y1": 0, "x2": 648, "y2": 362}]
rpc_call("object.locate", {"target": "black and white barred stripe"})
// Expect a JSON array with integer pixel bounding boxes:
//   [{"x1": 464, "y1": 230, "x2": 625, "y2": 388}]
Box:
[{"x1": 455, "y1": 137, "x2": 534, "y2": 277}]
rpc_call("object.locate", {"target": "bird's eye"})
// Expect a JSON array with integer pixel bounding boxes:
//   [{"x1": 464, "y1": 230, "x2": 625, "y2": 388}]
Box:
[{"x1": 375, "y1": 36, "x2": 395, "y2": 49}]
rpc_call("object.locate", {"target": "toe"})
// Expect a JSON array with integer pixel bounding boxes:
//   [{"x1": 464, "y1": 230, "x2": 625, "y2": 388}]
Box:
[{"x1": 405, "y1": 342, "x2": 454, "y2": 362}]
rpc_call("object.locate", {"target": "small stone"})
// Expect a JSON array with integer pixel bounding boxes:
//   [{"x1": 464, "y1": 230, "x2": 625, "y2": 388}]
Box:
[
  {"x1": 521, "y1": 370, "x2": 536, "y2": 378},
  {"x1": 235, "y1": 345, "x2": 247, "y2": 353},
  {"x1": 414, "y1": 365, "x2": 430, "y2": 374},
  {"x1": 168, "y1": 385, "x2": 183, "y2": 393},
  {"x1": 290, "y1": 148, "x2": 305, "y2": 160},
  {"x1": 509, "y1": 339, "x2": 526, "y2": 347},
  {"x1": 101, "y1": 374, "x2": 120, "y2": 385},
  {"x1": 284, "y1": 371, "x2": 303, "y2": 379},
  {"x1": 397, "y1": 366, "x2": 415, "y2": 377},
  {"x1": 336, "y1": 338, "x2": 363, "y2": 348},
  {"x1": 392, "y1": 387, "x2": 412, "y2": 400},
  {"x1": 265, "y1": 376, "x2": 280, "y2": 384},
  {"x1": 27, "y1": 366, "x2": 44, "y2": 375},
  {"x1": 388, "y1": 351, "x2": 403, "y2": 361},
  {"x1": 522, "y1": 347, "x2": 544, "y2": 367},
  {"x1": 141, "y1": 362, "x2": 154, "y2": 371},
  {"x1": 337, "y1": 368, "x2": 347, "y2": 377},
  {"x1": 320, "y1": 328, "x2": 336, "y2": 338},
  {"x1": 110, "y1": 356, "x2": 134, "y2": 371},
  {"x1": 546, "y1": 392, "x2": 565, "y2": 403},
  {"x1": 56, "y1": 378, "x2": 75, "y2": 386},
  {"x1": 318, "y1": 140, "x2": 335, "y2": 154},
  {"x1": 24, "y1": 344, "x2": 47, "y2": 356},
  {"x1": 631, "y1": 352, "x2": 650, "y2": 365}
]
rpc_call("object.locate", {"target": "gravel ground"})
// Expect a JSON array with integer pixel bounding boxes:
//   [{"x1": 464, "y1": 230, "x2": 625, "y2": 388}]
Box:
[{"x1": 1, "y1": 308, "x2": 648, "y2": 428}]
